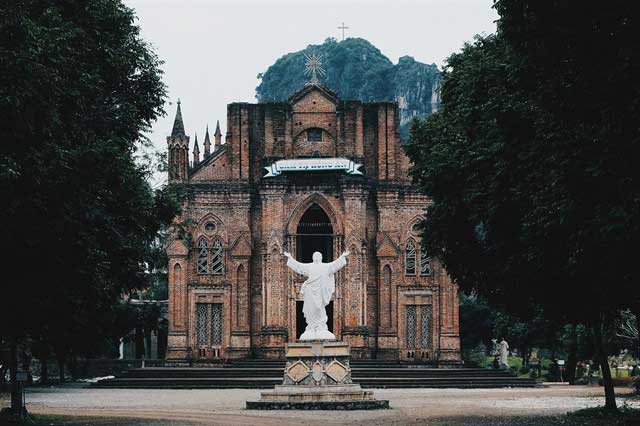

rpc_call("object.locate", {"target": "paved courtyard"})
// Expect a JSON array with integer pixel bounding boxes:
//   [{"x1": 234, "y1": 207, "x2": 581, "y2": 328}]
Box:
[{"x1": 1, "y1": 384, "x2": 637, "y2": 425}]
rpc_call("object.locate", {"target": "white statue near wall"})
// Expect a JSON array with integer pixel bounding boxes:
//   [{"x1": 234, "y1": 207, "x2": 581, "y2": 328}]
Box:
[
  {"x1": 283, "y1": 250, "x2": 350, "y2": 340},
  {"x1": 499, "y1": 338, "x2": 510, "y2": 369}
]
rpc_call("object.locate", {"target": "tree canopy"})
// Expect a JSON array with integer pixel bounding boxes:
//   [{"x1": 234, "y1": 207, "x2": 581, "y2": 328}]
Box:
[
  {"x1": 406, "y1": 0, "x2": 639, "y2": 409},
  {"x1": 0, "y1": 0, "x2": 177, "y2": 410}
]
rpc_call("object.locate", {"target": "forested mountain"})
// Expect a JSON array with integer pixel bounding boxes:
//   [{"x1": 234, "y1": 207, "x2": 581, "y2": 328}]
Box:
[{"x1": 256, "y1": 38, "x2": 441, "y2": 138}]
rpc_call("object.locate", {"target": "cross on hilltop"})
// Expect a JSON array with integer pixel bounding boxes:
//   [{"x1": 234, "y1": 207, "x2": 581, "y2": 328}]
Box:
[{"x1": 338, "y1": 22, "x2": 349, "y2": 41}]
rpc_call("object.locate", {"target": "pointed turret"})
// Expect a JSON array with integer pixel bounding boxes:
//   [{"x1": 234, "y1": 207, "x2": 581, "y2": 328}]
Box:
[
  {"x1": 193, "y1": 133, "x2": 200, "y2": 165},
  {"x1": 203, "y1": 125, "x2": 211, "y2": 157},
  {"x1": 171, "y1": 99, "x2": 186, "y2": 137},
  {"x1": 166, "y1": 99, "x2": 190, "y2": 182},
  {"x1": 214, "y1": 120, "x2": 222, "y2": 149}
]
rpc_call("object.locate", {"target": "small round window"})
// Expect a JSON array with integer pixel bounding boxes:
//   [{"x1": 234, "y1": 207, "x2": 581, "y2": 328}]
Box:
[{"x1": 204, "y1": 222, "x2": 216, "y2": 233}]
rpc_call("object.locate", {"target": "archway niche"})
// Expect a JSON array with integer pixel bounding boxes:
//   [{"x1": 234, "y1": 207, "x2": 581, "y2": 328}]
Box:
[
  {"x1": 294, "y1": 203, "x2": 334, "y2": 338},
  {"x1": 295, "y1": 203, "x2": 333, "y2": 263}
]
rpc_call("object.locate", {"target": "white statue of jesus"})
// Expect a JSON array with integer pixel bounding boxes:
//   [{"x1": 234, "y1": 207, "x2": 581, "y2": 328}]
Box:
[{"x1": 283, "y1": 250, "x2": 350, "y2": 340}]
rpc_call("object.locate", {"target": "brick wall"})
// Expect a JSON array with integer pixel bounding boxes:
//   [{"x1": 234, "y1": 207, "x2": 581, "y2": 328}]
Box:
[{"x1": 165, "y1": 84, "x2": 460, "y2": 362}]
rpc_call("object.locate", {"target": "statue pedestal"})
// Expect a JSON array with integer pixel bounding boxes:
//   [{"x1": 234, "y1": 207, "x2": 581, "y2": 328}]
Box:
[{"x1": 246, "y1": 340, "x2": 389, "y2": 410}]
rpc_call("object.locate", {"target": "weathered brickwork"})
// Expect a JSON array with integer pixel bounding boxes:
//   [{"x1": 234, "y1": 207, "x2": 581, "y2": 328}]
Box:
[{"x1": 165, "y1": 84, "x2": 460, "y2": 361}]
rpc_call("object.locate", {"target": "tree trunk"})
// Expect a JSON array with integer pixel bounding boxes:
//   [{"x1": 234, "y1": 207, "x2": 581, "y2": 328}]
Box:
[
  {"x1": 145, "y1": 328, "x2": 152, "y2": 360},
  {"x1": 521, "y1": 345, "x2": 528, "y2": 369},
  {"x1": 40, "y1": 354, "x2": 49, "y2": 385},
  {"x1": 635, "y1": 308, "x2": 640, "y2": 361},
  {"x1": 9, "y1": 337, "x2": 24, "y2": 416},
  {"x1": 566, "y1": 324, "x2": 578, "y2": 385},
  {"x1": 57, "y1": 357, "x2": 65, "y2": 383},
  {"x1": 135, "y1": 326, "x2": 144, "y2": 359},
  {"x1": 69, "y1": 353, "x2": 78, "y2": 381},
  {"x1": 594, "y1": 320, "x2": 617, "y2": 410}
]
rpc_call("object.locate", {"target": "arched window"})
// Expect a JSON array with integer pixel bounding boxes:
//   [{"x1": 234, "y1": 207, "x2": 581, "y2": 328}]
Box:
[
  {"x1": 173, "y1": 263, "x2": 182, "y2": 322},
  {"x1": 236, "y1": 264, "x2": 247, "y2": 327},
  {"x1": 405, "y1": 239, "x2": 416, "y2": 275},
  {"x1": 306, "y1": 128, "x2": 323, "y2": 142},
  {"x1": 197, "y1": 238, "x2": 208, "y2": 274},
  {"x1": 420, "y1": 244, "x2": 431, "y2": 276},
  {"x1": 211, "y1": 238, "x2": 224, "y2": 275},
  {"x1": 383, "y1": 265, "x2": 393, "y2": 328},
  {"x1": 173, "y1": 263, "x2": 182, "y2": 282}
]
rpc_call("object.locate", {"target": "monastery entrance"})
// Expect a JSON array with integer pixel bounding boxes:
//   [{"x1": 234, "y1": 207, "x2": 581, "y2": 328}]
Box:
[{"x1": 294, "y1": 203, "x2": 335, "y2": 338}]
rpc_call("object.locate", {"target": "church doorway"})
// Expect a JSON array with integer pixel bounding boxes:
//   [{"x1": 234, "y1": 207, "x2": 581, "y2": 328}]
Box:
[
  {"x1": 294, "y1": 203, "x2": 335, "y2": 339},
  {"x1": 296, "y1": 203, "x2": 333, "y2": 262},
  {"x1": 296, "y1": 300, "x2": 333, "y2": 339}
]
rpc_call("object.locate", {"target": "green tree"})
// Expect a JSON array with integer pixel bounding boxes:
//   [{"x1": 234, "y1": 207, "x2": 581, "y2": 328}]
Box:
[
  {"x1": 492, "y1": 309, "x2": 554, "y2": 369},
  {"x1": 460, "y1": 293, "x2": 557, "y2": 370},
  {"x1": 459, "y1": 293, "x2": 494, "y2": 365},
  {"x1": 406, "y1": 1, "x2": 639, "y2": 410},
  {"x1": 142, "y1": 225, "x2": 170, "y2": 301},
  {"x1": 0, "y1": 0, "x2": 177, "y2": 417}
]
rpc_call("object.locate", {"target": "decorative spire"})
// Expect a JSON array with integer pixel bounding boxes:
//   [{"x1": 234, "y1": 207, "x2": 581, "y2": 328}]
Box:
[
  {"x1": 214, "y1": 120, "x2": 222, "y2": 149},
  {"x1": 203, "y1": 124, "x2": 211, "y2": 157},
  {"x1": 171, "y1": 99, "x2": 186, "y2": 137},
  {"x1": 193, "y1": 132, "x2": 200, "y2": 165}
]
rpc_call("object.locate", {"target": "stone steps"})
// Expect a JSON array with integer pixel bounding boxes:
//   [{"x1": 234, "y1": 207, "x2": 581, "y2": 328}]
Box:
[
  {"x1": 93, "y1": 363, "x2": 538, "y2": 389},
  {"x1": 120, "y1": 368, "x2": 519, "y2": 378},
  {"x1": 94, "y1": 380, "x2": 537, "y2": 389}
]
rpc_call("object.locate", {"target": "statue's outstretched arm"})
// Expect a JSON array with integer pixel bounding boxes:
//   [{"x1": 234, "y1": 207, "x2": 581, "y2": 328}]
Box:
[
  {"x1": 283, "y1": 252, "x2": 309, "y2": 276},
  {"x1": 327, "y1": 251, "x2": 350, "y2": 274}
]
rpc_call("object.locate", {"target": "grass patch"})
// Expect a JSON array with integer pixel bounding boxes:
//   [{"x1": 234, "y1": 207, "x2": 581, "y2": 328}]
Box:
[{"x1": 483, "y1": 355, "x2": 523, "y2": 369}]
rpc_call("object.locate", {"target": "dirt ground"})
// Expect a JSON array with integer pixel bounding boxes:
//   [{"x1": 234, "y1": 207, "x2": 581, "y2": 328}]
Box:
[{"x1": 1, "y1": 385, "x2": 638, "y2": 426}]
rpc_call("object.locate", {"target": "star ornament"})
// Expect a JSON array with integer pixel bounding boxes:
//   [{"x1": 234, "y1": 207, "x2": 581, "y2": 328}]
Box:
[{"x1": 304, "y1": 53, "x2": 326, "y2": 85}]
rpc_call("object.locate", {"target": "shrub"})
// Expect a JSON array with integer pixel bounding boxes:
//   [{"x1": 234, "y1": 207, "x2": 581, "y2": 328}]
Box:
[{"x1": 463, "y1": 343, "x2": 488, "y2": 368}]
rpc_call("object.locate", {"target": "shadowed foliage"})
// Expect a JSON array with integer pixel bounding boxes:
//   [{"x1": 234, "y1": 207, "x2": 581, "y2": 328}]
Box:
[
  {"x1": 406, "y1": 0, "x2": 639, "y2": 410},
  {"x1": 0, "y1": 0, "x2": 178, "y2": 414}
]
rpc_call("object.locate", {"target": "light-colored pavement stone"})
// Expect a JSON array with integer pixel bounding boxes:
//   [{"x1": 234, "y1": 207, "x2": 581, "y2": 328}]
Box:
[{"x1": 1, "y1": 385, "x2": 637, "y2": 425}]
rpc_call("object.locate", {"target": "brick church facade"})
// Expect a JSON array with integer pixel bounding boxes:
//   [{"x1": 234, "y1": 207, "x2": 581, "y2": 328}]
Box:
[{"x1": 165, "y1": 83, "x2": 460, "y2": 362}]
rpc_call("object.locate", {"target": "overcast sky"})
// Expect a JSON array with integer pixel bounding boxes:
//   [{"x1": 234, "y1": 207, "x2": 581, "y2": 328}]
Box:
[{"x1": 125, "y1": 0, "x2": 498, "y2": 179}]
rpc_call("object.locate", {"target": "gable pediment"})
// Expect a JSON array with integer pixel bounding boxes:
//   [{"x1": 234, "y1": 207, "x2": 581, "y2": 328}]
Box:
[
  {"x1": 376, "y1": 234, "x2": 399, "y2": 258},
  {"x1": 289, "y1": 84, "x2": 338, "y2": 113},
  {"x1": 167, "y1": 239, "x2": 188, "y2": 257},
  {"x1": 229, "y1": 234, "x2": 252, "y2": 258},
  {"x1": 190, "y1": 148, "x2": 228, "y2": 181}
]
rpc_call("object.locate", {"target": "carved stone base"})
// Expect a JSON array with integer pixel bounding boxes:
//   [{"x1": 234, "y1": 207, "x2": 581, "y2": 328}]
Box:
[{"x1": 246, "y1": 340, "x2": 389, "y2": 410}]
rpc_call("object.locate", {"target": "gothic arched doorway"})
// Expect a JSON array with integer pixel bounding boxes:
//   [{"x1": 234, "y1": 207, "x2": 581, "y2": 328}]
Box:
[
  {"x1": 294, "y1": 203, "x2": 334, "y2": 338},
  {"x1": 296, "y1": 203, "x2": 333, "y2": 262}
]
